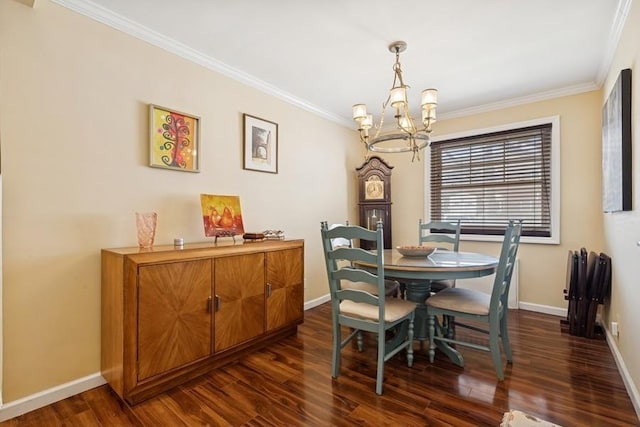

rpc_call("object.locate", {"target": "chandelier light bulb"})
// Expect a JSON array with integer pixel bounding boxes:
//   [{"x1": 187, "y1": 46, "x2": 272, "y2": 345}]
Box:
[
  {"x1": 361, "y1": 114, "x2": 373, "y2": 130},
  {"x1": 421, "y1": 89, "x2": 438, "y2": 107},
  {"x1": 352, "y1": 104, "x2": 368, "y2": 120},
  {"x1": 390, "y1": 87, "x2": 408, "y2": 109},
  {"x1": 398, "y1": 116, "x2": 412, "y2": 131}
]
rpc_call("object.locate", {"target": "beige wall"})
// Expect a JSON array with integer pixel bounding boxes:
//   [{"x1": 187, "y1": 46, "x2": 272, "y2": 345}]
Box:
[
  {"x1": 383, "y1": 90, "x2": 605, "y2": 309},
  {"x1": 0, "y1": 0, "x2": 361, "y2": 401},
  {"x1": 601, "y1": 0, "x2": 640, "y2": 408}
]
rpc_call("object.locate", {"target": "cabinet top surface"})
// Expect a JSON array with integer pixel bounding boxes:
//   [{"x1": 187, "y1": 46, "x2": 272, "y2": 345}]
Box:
[{"x1": 102, "y1": 239, "x2": 304, "y2": 262}]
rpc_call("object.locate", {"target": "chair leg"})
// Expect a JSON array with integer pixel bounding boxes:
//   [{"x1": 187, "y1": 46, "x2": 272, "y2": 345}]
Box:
[
  {"x1": 500, "y1": 313, "x2": 513, "y2": 363},
  {"x1": 444, "y1": 315, "x2": 456, "y2": 339},
  {"x1": 428, "y1": 315, "x2": 436, "y2": 363},
  {"x1": 376, "y1": 327, "x2": 385, "y2": 395},
  {"x1": 489, "y1": 320, "x2": 504, "y2": 381},
  {"x1": 407, "y1": 317, "x2": 414, "y2": 367},
  {"x1": 331, "y1": 321, "x2": 341, "y2": 379}
]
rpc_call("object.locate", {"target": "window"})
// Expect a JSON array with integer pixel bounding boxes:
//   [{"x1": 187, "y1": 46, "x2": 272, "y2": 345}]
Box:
[{"x1": 428, "y1": 117, "x2": 560, "y2": 244}]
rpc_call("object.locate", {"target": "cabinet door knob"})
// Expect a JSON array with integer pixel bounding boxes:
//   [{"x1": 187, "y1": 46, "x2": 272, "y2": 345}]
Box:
[
  {"x1": 207, "y1": 296, "x2": 212, "y2": 313},
  {"x1": 266, "y1": 283, "x2": 272, "y2": 297},
  {"x1": 214, "y1": 295, "x2": 221, "y2": 311}
]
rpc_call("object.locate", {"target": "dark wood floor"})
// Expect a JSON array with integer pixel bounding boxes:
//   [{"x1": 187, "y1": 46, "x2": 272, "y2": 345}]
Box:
[{"x1": 2, "y1": 303, "x2": 638, "y2": 426}]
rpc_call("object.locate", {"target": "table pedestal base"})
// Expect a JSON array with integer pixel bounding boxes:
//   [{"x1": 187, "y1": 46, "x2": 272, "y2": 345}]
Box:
[{"x1": 403, "y1": 279, "x2": 464, "y2": 367}]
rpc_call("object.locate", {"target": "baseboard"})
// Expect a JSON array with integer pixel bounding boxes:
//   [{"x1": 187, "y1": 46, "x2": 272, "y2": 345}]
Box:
[
  {"x1": 605, "y1": 325, "x2": 640, "y2": 419},
  {"x1": 517, "y1": 301, "x2": 566, "y2": 317},
  {"x1": 0, "y1": 373, "x2": 106, "y2": 422},
  {"x1": 304, "y1": 293, "x2": 330, "y2": 310}
]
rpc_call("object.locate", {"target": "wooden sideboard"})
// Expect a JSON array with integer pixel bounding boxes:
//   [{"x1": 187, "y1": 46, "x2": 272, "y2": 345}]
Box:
[{"x1": 101, "y1": 239, "x2": 304, "y2": 404}]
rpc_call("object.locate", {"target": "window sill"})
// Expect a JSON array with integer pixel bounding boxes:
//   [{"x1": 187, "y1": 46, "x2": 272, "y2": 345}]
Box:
[{"x1": 460, "y1": 234, "x2": 559, "y2": 245}]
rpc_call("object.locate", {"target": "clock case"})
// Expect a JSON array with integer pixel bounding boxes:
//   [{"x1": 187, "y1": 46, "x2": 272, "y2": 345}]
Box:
[{"x1": 356, "y1": 156, "x2": 393, "y2": 250}]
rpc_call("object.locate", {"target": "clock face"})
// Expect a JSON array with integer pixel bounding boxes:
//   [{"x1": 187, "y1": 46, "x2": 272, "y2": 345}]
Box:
[{"x1": 365, "y1": 178, "x2": 384, "y2": 200}]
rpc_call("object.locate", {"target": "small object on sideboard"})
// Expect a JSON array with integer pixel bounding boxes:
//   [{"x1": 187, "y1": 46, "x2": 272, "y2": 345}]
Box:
[
  {"x1": 263, "y1": 230, "x2": 285, "y2": 240},
  {"x1": 174, "y1": 238, "x2": 184, "y2": 248},
  {"x1": 243, "y1": 232, "x2": 265, "y2": 241}
]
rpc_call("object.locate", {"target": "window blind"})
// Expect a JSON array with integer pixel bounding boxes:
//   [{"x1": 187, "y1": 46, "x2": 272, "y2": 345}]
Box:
[{"x1": 430, "y1": 123, "x2": 552, "y2": 237}]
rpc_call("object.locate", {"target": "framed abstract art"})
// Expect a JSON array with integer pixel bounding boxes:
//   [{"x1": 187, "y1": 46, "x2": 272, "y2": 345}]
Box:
[
  {"x1": 149, "y1": 104, "x2": 200, "y2": 172},
  {"x1": 602, "y1": 69, "x2": 632, "y2": 212}
]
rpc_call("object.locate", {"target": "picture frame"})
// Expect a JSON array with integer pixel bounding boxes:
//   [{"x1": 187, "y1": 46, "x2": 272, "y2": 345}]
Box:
[
  {"x1": 602, "y1": 68, "x2": 632, "y2": 212},
  {"x1": 149, "y1": 104, "x2": 200, "y2": 172},
  {"x1": 200, "y1": 194, "x2": 245, "y2": 239},
  {"x1": 243, "y1": 113, "x2": 278, "y2": 174}
]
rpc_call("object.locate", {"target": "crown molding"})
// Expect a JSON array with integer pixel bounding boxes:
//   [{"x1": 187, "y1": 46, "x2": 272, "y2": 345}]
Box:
[
  {"x1": 439, "y1": 81, "x2": 599, "y2": 121},
  {"x1": 595, "y1": 0, "x2": 633, "y2": 85},
  {"x1": 50, "y1": 0, "x2": 352, "y2": 128}
]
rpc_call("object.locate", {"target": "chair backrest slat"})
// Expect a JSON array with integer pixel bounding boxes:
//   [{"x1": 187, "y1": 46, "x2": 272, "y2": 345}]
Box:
[
  {"x1": 329, "y1": 246, "x2": 378, "y2": 265},
  {"x1": 490, "y1": 220, "x2": 523, "y2": 315},
  {"x1": 418, "y1": 219, "x2": 461, "y2": 251},
  {"x1": 321, "y1": 221, "x2": 387, "y2": 315}
]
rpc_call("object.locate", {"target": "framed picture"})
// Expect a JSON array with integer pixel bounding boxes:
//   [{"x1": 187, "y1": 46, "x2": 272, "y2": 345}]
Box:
[
  {"x1": 149, "y1": 104, "x2": 200, "y2": 172},
  {"x1": 200, "y1": 194, "x2": 245, "y2": 238},
  {"x1": 243, "y1": 114, "x2": 278, "y2": 174},
  {"x1": 602, "y1": 68, "x2": 632, "y2": 212}
]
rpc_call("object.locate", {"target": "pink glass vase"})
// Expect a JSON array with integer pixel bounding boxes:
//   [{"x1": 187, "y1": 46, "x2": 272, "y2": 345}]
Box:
[{"x1": 135, "y1": 212, "x2": 157, "y2": 248}]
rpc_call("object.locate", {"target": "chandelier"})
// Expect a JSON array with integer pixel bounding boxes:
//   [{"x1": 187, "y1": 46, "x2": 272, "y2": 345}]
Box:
[{"x1": 352, "y1": 41, "x2": 437, "y2": 161}]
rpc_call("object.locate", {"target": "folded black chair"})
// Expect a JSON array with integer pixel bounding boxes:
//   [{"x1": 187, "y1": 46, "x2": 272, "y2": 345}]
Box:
[
  {"x1": 575, "y1": 248, "x2": 590, "y2": 336},
  {"x1": 563, "y1": 250, "x2": 612, "y2": 338},
  {"x1": 585, "y1": 252, "x2": 604, "y2": 338},
  {"x1": 585, "y1": 253, "x2": 612, "y2": 338},
  {"x1": 563, "y1": 250, "x2": 579, "y2": 335}
]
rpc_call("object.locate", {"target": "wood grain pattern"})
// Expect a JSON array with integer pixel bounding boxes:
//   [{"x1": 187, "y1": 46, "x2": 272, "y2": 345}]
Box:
[
  {"x1": 4, "y1": 304, "x2": 638, "y2": 426},
  {"x1": 101, "y1": 240, "x2": 304, "y2": 404},
  {"x1": 266, "y1": 248, "x2": 304, "y2": 331},
  {"x1": 138, "y1": 259, "x2": 212, "y2": 380},
  {"x1": 100, "y1": 251, "x2": 125, "y2": 397},
  {"x1": 214, "y1": 253, "x2": 265, "y2": 352}
]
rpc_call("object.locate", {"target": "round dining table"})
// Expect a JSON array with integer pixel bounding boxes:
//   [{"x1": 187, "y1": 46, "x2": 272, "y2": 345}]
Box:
[{"x1": 357, "y1": 248, "x2": 499, "y2": 365}]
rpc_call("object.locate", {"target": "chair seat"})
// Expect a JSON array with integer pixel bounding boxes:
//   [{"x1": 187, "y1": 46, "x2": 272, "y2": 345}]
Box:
[
  {"x1": 342, "y1": 279, "x2": 399, "y2": 297},
  {"x1": 426, "y1": 287, "x2": 490, "y2": 315},
  {"x1": 341, "y1": 298, "x2": 416, "y2": 323}
]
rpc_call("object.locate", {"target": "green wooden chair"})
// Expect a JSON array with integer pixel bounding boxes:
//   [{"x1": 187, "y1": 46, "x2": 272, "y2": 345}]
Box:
[
  {"x1": 320, "y1": 221, "x2": 416, "y2": 395},
  {"x1": 425, "y1": 220, "x2": 522, "y2": 380},
  {"x1": 329, "y1": 222, "x2": 400, "y2": 298},
  {"x1": 418, "y1": 219, "x2": 461, "y2": 293}
]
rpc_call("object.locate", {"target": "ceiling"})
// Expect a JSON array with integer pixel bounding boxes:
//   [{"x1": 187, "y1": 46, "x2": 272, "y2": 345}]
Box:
[{"x1": 56, "y1": 0, "x2": 628, "y2": 126}]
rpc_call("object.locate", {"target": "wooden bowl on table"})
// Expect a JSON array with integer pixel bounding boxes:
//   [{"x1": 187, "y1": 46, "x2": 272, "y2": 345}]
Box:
[{"x1": 396, "y1": 245, "x2": 436, "y2": 257}]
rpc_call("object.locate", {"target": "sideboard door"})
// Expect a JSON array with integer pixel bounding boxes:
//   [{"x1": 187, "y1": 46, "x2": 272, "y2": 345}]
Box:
[
  {"x1": 266, "y1": 247, "x2": 304, "y2": 331},
  {"x1": 137, "y1": 259, "x2": 212, "y2": 381},
  {"x1": 214, "y1": 253, "x2": 266, "y2": 352}
]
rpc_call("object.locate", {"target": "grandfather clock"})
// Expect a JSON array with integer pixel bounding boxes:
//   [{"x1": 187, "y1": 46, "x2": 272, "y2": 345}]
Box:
[{"x1": 356, "y1": 156, "x2": 393, "y2": 250}]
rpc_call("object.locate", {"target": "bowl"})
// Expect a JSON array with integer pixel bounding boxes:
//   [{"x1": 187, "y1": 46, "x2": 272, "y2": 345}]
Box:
[{"x1": 396, "y1": 245, "x2": 436, "y2": 257}]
